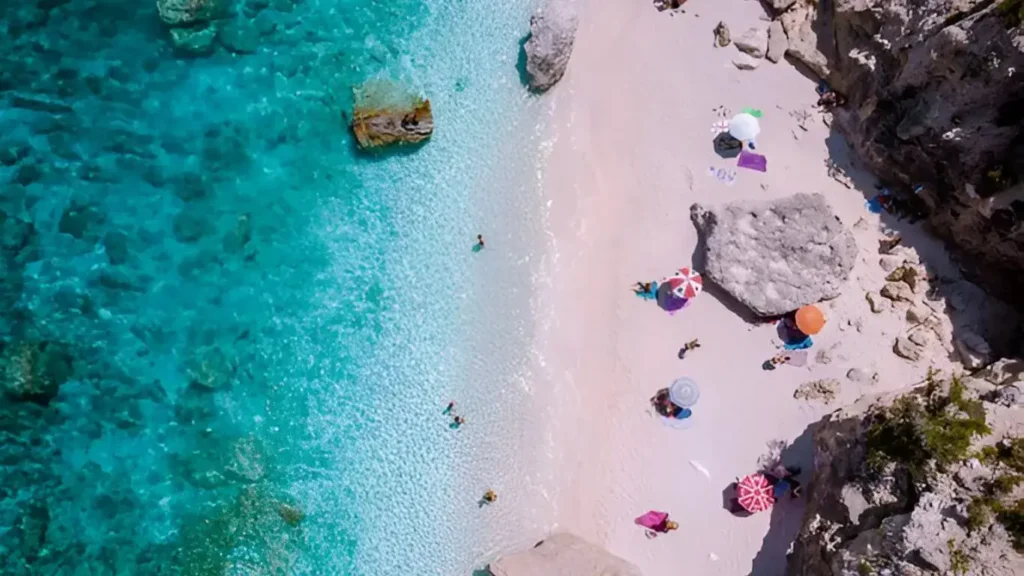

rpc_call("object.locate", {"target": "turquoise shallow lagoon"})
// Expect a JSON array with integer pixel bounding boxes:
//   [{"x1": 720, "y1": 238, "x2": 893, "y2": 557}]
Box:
[{"x1": 0, "y1": 0, "x2": 554, "y2": 573}]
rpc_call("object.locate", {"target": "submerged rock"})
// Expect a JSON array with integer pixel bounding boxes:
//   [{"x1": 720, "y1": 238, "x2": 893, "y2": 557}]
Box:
[
  {"x1": 691, "y1": 193, "x2": 857, "y2": 316},
  {"x1": 524, "y1": 0, "x2": 579, "y2": 92},
  {"x1": 488, "y1": 533, "x2": 642, "y2": 576},
  {"x1": 157, "y1": 0, "x2": 226, "y2": 26},
  {"x1": 350, "y1": 81, "x2": 433, "y2": 150},
  {"x1": 1, "y1": 341, "x2": 74, "y2": 405},
  {"x1": 170, "y1": 24, "x2": 218, "y2": 55},
  {"x1": 219, "y1": 19, "x2": 259, "y2": 54}
]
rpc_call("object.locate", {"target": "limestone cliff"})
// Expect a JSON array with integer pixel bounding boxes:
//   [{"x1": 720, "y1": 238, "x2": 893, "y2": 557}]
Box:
[
  {"x1": 786, "y1": 375, "x2": 1024, "y2": 576},
  {"x1": 771, "y1": 0, "x2": 1024, "y2": 308}
]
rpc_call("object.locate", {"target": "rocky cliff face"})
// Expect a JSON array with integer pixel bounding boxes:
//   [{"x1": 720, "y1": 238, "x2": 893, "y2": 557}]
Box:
[
  {"x1": 772, "y1": 0, "x2": 1024, "y2": 309},
  {"x1": 787, "y1": 376, "x2": 1024, "y2": 576}
]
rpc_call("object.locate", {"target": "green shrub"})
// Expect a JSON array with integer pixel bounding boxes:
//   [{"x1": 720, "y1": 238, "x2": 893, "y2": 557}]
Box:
[
  {"x1": 866, "y1": 374, "x2": 990, "y2": 481},
  {"x1": 857, "y1": 559, "x2": 874, "y2": 575},
  {"x1": 966, "y1": 497, "x2": 991, "y2": 532},
  {"x1": 948, "y1": 539, "x2": 971, "y2": 576},
  {"x1": 996, "y1": 499, "x2": 1024, "y2": 552}
]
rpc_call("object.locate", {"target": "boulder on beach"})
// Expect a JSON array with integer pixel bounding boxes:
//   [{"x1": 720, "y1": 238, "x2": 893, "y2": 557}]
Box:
[
  {"x1": 488, "y1": 533, "x2": 642, "y2": 576},
  {"x1": 349, "y1": 81, "x2": 434, "y2": 150},
  {"x1": 690, "y1": 193, "x2": 857, "y2": 316},
  {"x1": 524, "y1": 0, "x2": 579, "y2": 92}
]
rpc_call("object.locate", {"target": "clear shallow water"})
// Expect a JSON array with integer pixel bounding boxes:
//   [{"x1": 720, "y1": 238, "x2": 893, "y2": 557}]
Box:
[{"x1": 0, "y1": 0, "x2": 553, "y2": 574}]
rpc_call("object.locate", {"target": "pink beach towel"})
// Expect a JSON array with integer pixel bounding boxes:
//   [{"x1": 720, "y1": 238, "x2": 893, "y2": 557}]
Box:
[{"x1": 635, "y1": 510, "x2": 669, "y2": 529}]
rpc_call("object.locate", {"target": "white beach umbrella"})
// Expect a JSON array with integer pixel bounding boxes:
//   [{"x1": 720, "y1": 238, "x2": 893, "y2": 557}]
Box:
[
  {"x1": 668, "y1": 377, "x2": 700, "y2": 408},
  {"x1": 728, "y1": 113, "x2": 761, "y2": 141}
]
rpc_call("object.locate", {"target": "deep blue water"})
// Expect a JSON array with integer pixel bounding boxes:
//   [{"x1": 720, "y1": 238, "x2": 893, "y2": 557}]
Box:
[{"x1": 0, "y1": 0, "x2": 551, "y2": 574}]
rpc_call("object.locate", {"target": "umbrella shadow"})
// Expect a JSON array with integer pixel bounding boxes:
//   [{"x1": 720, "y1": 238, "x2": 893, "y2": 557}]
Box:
[{"x1": 746, "y1": 423, "x2": 817, "y2": 576}]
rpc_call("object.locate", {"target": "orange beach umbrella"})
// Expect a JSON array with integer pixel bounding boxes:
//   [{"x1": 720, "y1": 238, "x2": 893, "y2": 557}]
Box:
[{"x1": 795, "y1": 305, "x2": 825, "y2": 335}]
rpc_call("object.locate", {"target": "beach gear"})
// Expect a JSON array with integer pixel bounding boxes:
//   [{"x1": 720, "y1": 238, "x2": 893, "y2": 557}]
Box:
[
  {"x1": 636, "y1": 281, "x2": 659, "y2": 301},
  {"x1": 783, "y1": 336, "x2": 813, "y2": 351},
  {"x1": 635, "y1": 510, "x2": 669, "y2": 529},
  {"x1": 669, "y1": 267, "x2": 703, "y2": 299},
  {"x1": 728, "y1": 113, "x2": 760, "y2": 141},
  {"x1": 668, "y1": 377, "x2": 700, "y2": 408},
  {"x1": 736, "y1": 473, "x2": 774, "y2": 513},
  {"x1": 657, "y1": 279, "x2": 690, "y2": 312},
  {"x1": 795, "y1": 305, "x2": 825, "y2": 335},
  {"x1": 736, "y1": 150, "x2": 767, "y2": 172}
]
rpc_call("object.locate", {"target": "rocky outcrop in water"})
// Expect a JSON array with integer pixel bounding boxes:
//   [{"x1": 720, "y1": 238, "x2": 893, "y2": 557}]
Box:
[
  {"x1": 488, "y1": 533, "x2": 643, "y2": 576},
  {"x1": 524, "y1": 0, "x2": 579, "y2": 92},
  {"x1": 691, "y1": 193, "x2": 857, "y2": 316},
  {"x1": 350, "y1": 82, "x2": 434, "y2": 149},
  {"x1": 787, "y1": 377, "x2": 1024, "y2": 576},
  {"x1": 767, "y1": 0, "x2": 1024, "y2": 309}
]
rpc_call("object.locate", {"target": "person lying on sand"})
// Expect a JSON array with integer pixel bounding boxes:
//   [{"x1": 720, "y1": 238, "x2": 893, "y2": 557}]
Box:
[{"x1": 678, "y1": 339, "x2": 700, "y2": 359}]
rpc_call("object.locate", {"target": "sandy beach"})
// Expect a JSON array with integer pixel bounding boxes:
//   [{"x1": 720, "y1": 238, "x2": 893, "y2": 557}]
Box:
[{"x1": 535, "y1": 0, "x2": 965, "y2": 573}]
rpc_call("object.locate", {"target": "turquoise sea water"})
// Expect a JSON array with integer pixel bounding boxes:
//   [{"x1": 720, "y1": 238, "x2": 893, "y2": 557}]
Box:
[{"x1": 0, "y1": 0, "x2": 554, "y2": 574}]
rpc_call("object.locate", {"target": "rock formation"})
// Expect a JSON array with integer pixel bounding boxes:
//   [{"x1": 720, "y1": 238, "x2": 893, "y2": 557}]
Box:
[
  {"x1": 156, "y1": 0, "x2": 226, "y2": 27},
  {"x1": 787, "y1": 376, "x2": 1024, "y2": 576},
  {"x1": 767, "y1": 0, "x2": 1024, "y2": 309},
  {"x1": 735, "y1": 25, "x2": 768, "y2": 59},
  {"x1": 349, "y1": 81, "x2": 434, "y2": 150},
  {"x1": 487, "y1": 533, "x2": 643, "y2": 576},
  {"x1": 691, "y1": 193, "x2": 857, "y2": 316},
  {"x1": 524, "y1": 0, "x2": 579, "y2": 92}
]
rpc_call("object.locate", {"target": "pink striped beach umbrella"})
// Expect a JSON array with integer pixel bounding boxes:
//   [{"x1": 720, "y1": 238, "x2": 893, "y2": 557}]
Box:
[
  {"x1": 669, "y1": 268, "x2": 703, "y2": 300},
  {"x1": 736, "y1": 473, "x2": 774, "y2": 513}
]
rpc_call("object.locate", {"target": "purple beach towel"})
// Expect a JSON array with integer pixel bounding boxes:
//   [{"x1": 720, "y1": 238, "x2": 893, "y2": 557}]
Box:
[{"x1": 737, "y1": 150, "x2": 767, "y2": 172}]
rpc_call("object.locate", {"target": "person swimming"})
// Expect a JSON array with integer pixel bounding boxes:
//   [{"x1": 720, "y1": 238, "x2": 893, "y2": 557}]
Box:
[
  {"x1": 443, "y1": 401, "x2": 455, "y2": 415},
  {"x1": 450, "y1": 415, "x2": 465, "y2": 429},
  {"x1": 473, "y1": 234, "x2": 485, "y2": 252},
  {"x1": 482, "y1": 489, "x2": 497, "y2": 503}
]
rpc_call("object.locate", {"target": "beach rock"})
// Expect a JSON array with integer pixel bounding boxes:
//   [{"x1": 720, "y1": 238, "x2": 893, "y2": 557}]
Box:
[
  {"x1": 734, "y1": 26, "x2": 768, "y2": 59},
  {"x1": 768, "y1": 0, "x2": 797, "y2": 11},
  {"x1": 157, "y1": 0, "x2": 226, "y2": 26},
  {"x1": 864, "y1": 291, "x2": 888, "y2": 313},
  {"x1": 731, "y1": 53, "x2": 761, "y2": 70},
  {"x1": 170, "y1": 24, "x2": 218, "y2": 55},
  {"x1": 691, "y1": 193, "x2": 856, "y2": 316},
  {"x1": 488, "y1": 533, "x2": 642, "y2": 576},
  {"x1": 992, "y1": 384, "x2": 1023, "y2": 407},
  {"x1": 908, "y1": 329, "x2": 931, "y2": 348},
  {"x1": 766, "y1": 20, "x2": 787, "y2": 63},
  {"x1": 779, "y1": 1, "x2": 829, "y2": 78},
  {"x1": 981, "y1": 358, "x2": 1024, "y2": 386},
  {"x1": 523, "y1": 1, "x2": 579, "y2": 92},
  {"x1": 954, "y1": 330, "x2": 994, "y2": 369},
  {"x1": 905, "y1": 304, "x2": 930, "y2": 325},
  {"x1": 350, "y1": 81, "x2": 434, "y2": 149},
  {"x1": 880, "y1": 282, "x2": 913, "y2": 303},
  {"x1": 878, "y1": 255, "x2": 902, "y2": 273},
  {"x1": 893, "y1": 336, "x2": 922, "y2": 362},
  {"x1": 714, "y1": 21, "x2": 730, "y2": 47},
  {"x1": 845, "y1": 367, "x2": 874, "y2": 384},
  {"x1": 794, "y1": 378, "x2": 840, "y2": 405}
]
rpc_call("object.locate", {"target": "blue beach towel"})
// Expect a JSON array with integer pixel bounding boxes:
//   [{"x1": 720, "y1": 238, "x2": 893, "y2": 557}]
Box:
[{"x1": 783, "y1": 336, "x2": 813, "y2": 351}]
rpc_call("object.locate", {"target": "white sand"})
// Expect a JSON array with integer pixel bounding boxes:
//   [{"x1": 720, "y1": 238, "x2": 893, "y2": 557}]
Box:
[{"x1": 534, "y1": 0, "x2": 963, "y2": 574}]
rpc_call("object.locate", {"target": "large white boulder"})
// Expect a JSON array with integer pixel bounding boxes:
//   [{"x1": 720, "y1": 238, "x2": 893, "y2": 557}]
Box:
[
  {"x1": 524, "y1": 0, "x2": 579, "y2": 92},
  {"x1": 691, "y1": 193, "x2": 857, "y2": 316}
]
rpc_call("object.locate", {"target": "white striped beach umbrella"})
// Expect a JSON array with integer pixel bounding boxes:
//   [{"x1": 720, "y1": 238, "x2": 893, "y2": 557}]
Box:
[{"x1": 670, "y1": 267, "x2": 703, "y2": 300}]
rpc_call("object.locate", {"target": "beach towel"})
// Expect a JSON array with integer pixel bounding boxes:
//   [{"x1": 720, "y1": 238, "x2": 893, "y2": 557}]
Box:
[
  {"x1": 737, "y1": 150, "x2": 767, "y2": 172},
  {"x1": 636, "y1": 281, "x2": 659, "y2": 301},
  {"x1": 635, "y1": 511, "x2": 669, "y2": 530},
  {"x1": 783, "y1": 336, "x2": 813, "y2": 350}
]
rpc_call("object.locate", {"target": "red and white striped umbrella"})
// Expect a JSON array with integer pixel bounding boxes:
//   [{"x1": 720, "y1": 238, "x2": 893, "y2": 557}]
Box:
[
  {"x1": 670, "y1": 268, "x2": 703, "y2": 300},
  {"x1": 736, "y1": 473, "x2": 774, "y2": 513}
]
